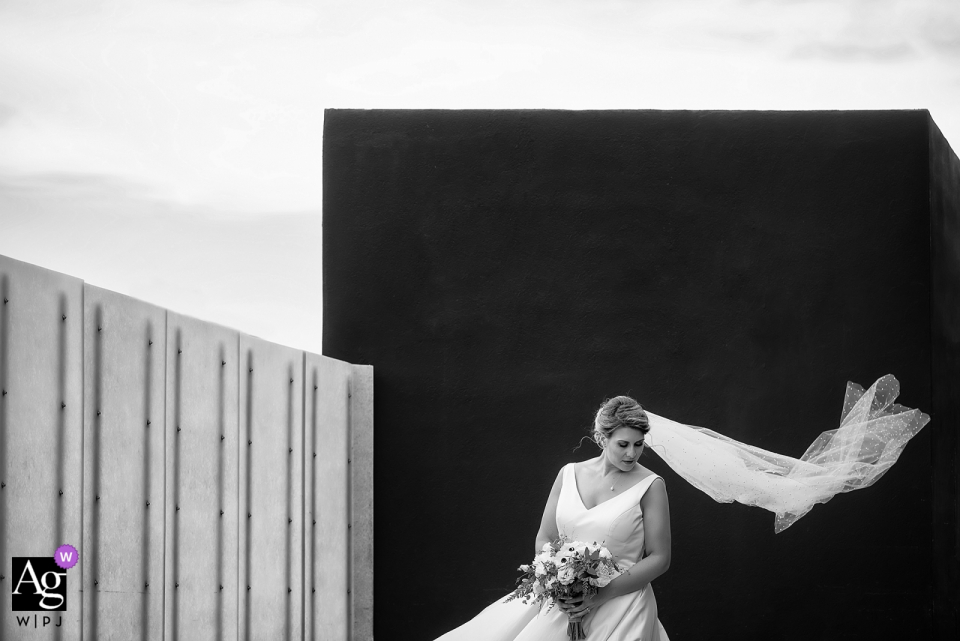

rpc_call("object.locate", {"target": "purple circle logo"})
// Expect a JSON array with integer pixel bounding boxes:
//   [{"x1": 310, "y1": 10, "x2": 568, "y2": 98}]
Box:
[{"x1": 54, "y1": 543, "x2": 79, "y2": 570}]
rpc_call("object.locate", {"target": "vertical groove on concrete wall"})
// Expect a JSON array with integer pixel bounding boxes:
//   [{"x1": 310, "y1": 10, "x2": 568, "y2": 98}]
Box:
[
  {"x1": 160, "y1": 313, "x2": 168, "y2": 641},
  {"x1": 346, "y1": 377, "x2": 353, "y2": 641},
  {"x1": 216, "y1": 343, "x2": 226, "y2": 641},
  {"x1": 242, "y1": 349, "x2": 252, "y2": 641},
  {"x1": 308, "y1": 366, "x2": 317, "y2": 641},
  {"x1": 350, "y1": 365, "x2": 374, "y2": 641},
  {"x1": 285, "y1": 365, "x2": 293, "y2": 641},
  {"x1": 53, "y1": 293, "x2": 66, "y2": 641},
  {"x1": 89, "y1": 304, "x2": 103, "y2": 641},
  {"x1": 300, "y1": 355, "x2": 307, "y2": 641},
  {"x1": 141, "y1": 321, "x2": 155, "y2": 641},
  {"x1": 235, "y1": 338, "x2": 241, "y2": 641},
  {"x1": 161, "y1": 312, "x2": 172, "y2": 641},
  {"x1": 0, "y1": 274, "x2": 8, "y2": 620},
  {"x1": 297, "y1": 352, "x2": 310, "y2": 641},
  {"x1": 79, "y1": 285, "x2": 85, "y2": 641},
  {"x1": 171, "y1": 329, "x2": 182, "y2": 641},
  {"x1": 54, "y1": 294, "x2": 67, "y2": 567}
]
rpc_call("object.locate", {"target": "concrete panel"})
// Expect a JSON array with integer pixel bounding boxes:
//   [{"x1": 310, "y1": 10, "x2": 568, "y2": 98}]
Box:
[
  {"x1": 349, "y1": 365, "x2": 373, "y2": 641},
  {"x1": 164, "y1": 313, "x2": 239, "y2": 641},
  {"x1": 237, "y1": 335, "x2": 303, "y2": 641},
  {"x1": 303, "y1": 354, "x2": 351, "y2": 641},
  {"x1": 0, "y1": 255, "x2": 83, "y2": 641},
  {"x1": 82, "y1": 285, "x2": 166, "y2": 641}
]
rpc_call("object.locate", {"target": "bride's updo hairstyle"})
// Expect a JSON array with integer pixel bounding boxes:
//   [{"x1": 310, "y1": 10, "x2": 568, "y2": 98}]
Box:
[{"x1": 592, "y1": 395, "x2": 650, "y2": 448}]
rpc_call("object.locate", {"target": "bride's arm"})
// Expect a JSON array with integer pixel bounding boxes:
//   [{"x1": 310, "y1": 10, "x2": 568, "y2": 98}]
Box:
[
  {"x1": 533, "y1": 469, "x2": 564, "y2": 554},
  {"x1": 599, "y1": 478, "x2": 671, "y2": 602}
]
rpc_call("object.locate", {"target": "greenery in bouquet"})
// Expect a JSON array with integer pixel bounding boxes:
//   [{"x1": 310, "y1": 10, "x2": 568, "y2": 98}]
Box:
[{"x1": 505, "y1": 534, "x2": 623, "y2": 638}]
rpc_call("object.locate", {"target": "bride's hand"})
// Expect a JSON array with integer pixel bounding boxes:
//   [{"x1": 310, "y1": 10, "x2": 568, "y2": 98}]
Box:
[{"x1": 557, "y1": 592, "x2": 603, "y2": 619}]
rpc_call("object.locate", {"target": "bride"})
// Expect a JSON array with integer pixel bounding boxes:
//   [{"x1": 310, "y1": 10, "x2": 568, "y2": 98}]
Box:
[
  {"x1": 433, "y1": 374, "x2": 929, "y2": 641},
  {"x1": 436, "y1": 395, "x2": 670, "y2": 640},
  {"x1": 547, "y1": 396, "x2": 671, "y2": 639}
]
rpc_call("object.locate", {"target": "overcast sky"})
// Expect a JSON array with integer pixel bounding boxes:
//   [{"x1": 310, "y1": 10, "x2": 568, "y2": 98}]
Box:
[{"x1": 1, "y1": 0, "x2": 958, "y2": 356}]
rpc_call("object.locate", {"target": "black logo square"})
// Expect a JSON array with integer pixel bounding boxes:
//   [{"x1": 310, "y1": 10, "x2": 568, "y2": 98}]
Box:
[{"x1": 11, "y1": 558, "x2": 67, "y2": 611}]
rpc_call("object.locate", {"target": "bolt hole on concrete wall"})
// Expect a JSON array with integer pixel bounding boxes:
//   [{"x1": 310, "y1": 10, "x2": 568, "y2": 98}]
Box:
[
  {"x1": 321, "y1": 109, "x2": 960, "y2": 641},
  {"x1": 0, "y1": 253, "x2": 373, "y2": 641}
]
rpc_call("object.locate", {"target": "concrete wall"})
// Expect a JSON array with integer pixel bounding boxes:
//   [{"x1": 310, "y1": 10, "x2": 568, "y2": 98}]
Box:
[
  {"x1": 0, "y1": 253, "x2": 373, "y2": 640},
  {"x1": 0, "y1": 256, "x2": 83, "y2": 640},
  {"x1": 164, "y1": 312, "x2": 240, "y2": 641},
  {"x1": 83, "y1": 286, "x2": 166, "y2": 641}
]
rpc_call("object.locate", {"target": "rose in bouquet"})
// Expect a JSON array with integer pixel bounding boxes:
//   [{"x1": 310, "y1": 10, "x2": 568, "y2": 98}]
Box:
[{"x1": 505, "y1": 534, "x2": 623, "y2": 640}]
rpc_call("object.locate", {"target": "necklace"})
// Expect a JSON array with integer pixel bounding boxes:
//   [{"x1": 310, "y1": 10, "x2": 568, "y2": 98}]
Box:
[{"x1": 609, "y1": 470, "x2": 627, "y2": 492}]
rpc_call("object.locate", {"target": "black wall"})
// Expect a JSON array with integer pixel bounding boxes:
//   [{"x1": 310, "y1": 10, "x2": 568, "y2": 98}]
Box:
[
  {"x1": 322, "y1": 110, "x2": 955, "y2": 640},
  {"x1": 929, "y1": 118, "x2": 960, "y2": 639}
]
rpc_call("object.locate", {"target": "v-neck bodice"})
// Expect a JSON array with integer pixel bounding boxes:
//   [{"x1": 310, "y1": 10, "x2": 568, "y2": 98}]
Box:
[
  {"x1": 572, "y1": 464, "x2": 658, "y2": 512},
  {"x1": 557, "y1": 463, "x2": 662, "y2": 571}
]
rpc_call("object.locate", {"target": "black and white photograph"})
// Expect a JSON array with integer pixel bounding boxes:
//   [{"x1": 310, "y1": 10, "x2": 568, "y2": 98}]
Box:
[{"x1": 1, "y1": 2, "x2": 958, "y2": 640}]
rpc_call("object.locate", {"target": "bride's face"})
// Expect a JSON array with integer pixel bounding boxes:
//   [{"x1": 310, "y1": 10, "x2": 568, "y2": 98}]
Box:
[{"x1": 605, "y1": 427, "x2": 645, "y2": 470}]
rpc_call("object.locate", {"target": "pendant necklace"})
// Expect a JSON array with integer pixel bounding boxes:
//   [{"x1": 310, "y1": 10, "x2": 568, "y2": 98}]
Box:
[{"x1": 610, "y1": 470, "x2": 625, "y2": 492}]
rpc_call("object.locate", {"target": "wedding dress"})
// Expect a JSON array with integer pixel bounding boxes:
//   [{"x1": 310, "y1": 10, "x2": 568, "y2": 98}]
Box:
[{"x1": 435, "y1": 464, "x2": 669, "y2": 641}]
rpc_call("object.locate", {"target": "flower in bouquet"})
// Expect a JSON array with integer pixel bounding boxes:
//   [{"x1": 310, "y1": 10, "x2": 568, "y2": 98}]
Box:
[
  {"x1": 504, "y1": 534, "x2": 623, "y2": 640},
  {"x1": 592, "y1": 561, "x2": 617, "y2": 588}
]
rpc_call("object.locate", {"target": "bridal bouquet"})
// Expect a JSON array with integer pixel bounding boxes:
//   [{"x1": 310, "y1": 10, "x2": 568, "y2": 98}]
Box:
[{"x1": 505, "y1": 535, "x2": 623, "y2": 640}]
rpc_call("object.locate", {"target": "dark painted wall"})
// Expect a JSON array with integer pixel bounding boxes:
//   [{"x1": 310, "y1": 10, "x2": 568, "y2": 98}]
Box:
[
  {"x1": 322, "y1": 110, "x2": 944, "y2": 640},
  {"x1": 929, "y1": 116, "x2": 960, "y2": 639}
]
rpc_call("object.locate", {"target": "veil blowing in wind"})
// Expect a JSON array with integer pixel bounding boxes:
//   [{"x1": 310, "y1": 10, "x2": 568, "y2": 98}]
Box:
[{"x1": 643, "y1": 374, "x2": 930, "y2": 533}]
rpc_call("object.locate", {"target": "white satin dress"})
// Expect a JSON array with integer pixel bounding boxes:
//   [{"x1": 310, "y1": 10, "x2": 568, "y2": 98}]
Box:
[{"x1": 435, "y1": 463, "x2": 670, "y2": 641}]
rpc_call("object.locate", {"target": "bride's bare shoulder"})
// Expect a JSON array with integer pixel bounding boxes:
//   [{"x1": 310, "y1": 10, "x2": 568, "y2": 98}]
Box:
[{"x1": 573, "y1": 456, "x2": 602, "y2": 471}]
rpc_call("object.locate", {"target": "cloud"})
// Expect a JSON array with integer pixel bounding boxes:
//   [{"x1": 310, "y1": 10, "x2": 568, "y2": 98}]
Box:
[
  {"x1": 726, "y1": 0, "x2": 960, "y2": 62},
  {"x1": 790, "y1": 40, "x2": 918, "y2": 61},
  {"x1": 0, "y1": 170, "x2": 164, "y2": 205},
  {"x1": 0, "y1": 103, "x2": 14, "y2": 127},
  {"x1": 0, "y1": 169, "x2": 323, "y2": 352},
  {"x1": 1, "y1": 0, "x2": 959, "y2": 215},
  {"x1": 921, "y1": 12, "x2": 960, "y2": 55},
  {"x1": 0, "y1": 0, "x2": 329, "y2": 212}
]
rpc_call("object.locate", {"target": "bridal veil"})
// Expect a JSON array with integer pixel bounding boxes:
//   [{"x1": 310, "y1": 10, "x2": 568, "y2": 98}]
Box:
[{"x1": 643, "y1": 374, "x2": 930, "y2": 532}]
